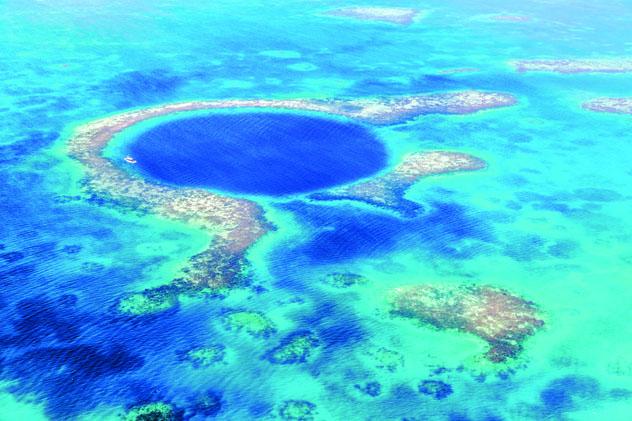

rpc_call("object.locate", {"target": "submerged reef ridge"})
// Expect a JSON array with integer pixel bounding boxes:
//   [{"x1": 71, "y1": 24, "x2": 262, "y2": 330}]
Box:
[
  {"x1": 324, "y1": 7, "x2": 421, "y2": 25},
  {"x1": 390, "y1": 284, "x2": 544, "y2": 362},
  {"x1": 67, "y1": 93, "x2": 515, "y2": 311},
  {"x1": 512, "y1": 59, "x2": 632, "y2": 73},
  {"x1": 583, "y1": 98, "x2": 632, "y2": 114},
  {"x1": 311, "y1": 151, "x2": 486, "y2": 216}
]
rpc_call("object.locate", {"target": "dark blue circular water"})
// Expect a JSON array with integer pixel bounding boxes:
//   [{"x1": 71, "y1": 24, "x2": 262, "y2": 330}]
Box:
[{"x1": 127, "y1": 112, "x2": 387, "y2": 195}]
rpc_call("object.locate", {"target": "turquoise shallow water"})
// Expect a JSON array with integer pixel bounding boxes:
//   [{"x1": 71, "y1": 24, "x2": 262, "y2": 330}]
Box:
[{"x1": 1, "y1": 0, "x2": 632, "y2": 420}]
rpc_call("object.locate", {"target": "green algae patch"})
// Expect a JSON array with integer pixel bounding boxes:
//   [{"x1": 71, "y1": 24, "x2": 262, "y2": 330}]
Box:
[
  {"x1": 222, "y1": 310, "x2": 276, "y2": 338},
  {"x1": 124, "y1": 402, "x2": 176, "y2": 421},
  {"x1": 266, "y1": 331, "x2": 319, "y2": 364},
  {"x1": 278, "y1": 400, "x2": 317, "y2": 420},
  {"x1": 322, "y1": 272, "x2": 368, "y2": 288},
  {"x1": 389, "y1": 284, "x2": 544, "y2": 362},
  {"x1": 184, "y1": 345, "x2": 225, "y2": 368},
  {"x1": 117, "y1": 286, "x2": 178, "y2": 316}
]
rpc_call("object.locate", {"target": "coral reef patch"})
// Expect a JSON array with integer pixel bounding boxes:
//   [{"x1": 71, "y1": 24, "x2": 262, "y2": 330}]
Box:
[
  {"x1": 180, "y1": 345, "x2": 225, "y2": 368},
  {"x1": 438, "y1": 68, "x2": 480, "y2": 75},
  {"x1": 322, "y1": 272, "x2": 368, "y2": 288},
  {"x1": 390, "y1": 284, "x2": 544, "y2": 362},
  {"x1": 265, "y1": 330, "x2": 319, "y2": 364},
  {"x1": 536, "y1": 375, "x2": 631, "y2": 418},
  {"x1": 324, "y1": 7, "x2": 422, "y2": 25},
  {"x1": 491, "y1": 15, "x2": 531, "y2": 22},
  {"x1": 124, "y1": 402, "x2": 179, "y2": 421},
  {"x1": 367, "y1": 347, "x2": 404, "y2": 372},
  {"x1": 339, "y1": 91, "x2": 516, "y2": 124},
  {"x1": 222, "y1": 310, "x2": 276, "y2": 338},
  {"x1": 311, "y1": 152, "x2": 486, "y2": 217},
  {"x1": 418, "y1": 379, "x2": 453, "y2": 400},
  {"x1": 189, "y1": 390, "x2": 223, "y2": 417},
  {"x1": 583, "y1": 98, "x2": 632, "y2": 115},
  {"x1": 355, "y1": 381, "x2": 382, "y2": 397},
  {"x1": 278, "y1": 399, "x2": 318, "y2": 420},
  {"x1": 512, "y1": 59, "x2": 632, "y2": 73},
  {"x1": 117, "y1": 285, "x2": 179, "y2": 316}
]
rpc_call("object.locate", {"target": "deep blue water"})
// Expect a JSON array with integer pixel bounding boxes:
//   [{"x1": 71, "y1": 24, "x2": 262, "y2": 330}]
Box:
[{"x1": 127, "y1": 113, "x2": 387, "y2": 195}]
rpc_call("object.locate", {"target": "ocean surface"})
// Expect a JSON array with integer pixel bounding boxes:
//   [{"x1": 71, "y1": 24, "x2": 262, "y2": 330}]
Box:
[{"x1": 1, "y1": 0, "x2": 632, "y2": 420}]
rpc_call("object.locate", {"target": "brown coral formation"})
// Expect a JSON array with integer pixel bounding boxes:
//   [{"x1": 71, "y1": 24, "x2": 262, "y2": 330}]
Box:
[
  {"x1": 512, "y1": 59, "x2": 632, "y2": 73},
  {"x1": 324, "y1": 7, "x2": 421, "y2": 25},
  {"x1": 390, "y1": 284, "x2": 544, "y2": 362},
  {"x1": 582, "y1": 98, "x2": 632, "y2": 115},
  {"x1": 67, "y1": 92, "x2": 515, "y2": 307},
  {"x1": 310, "y1": 151, "x2": 486, "y2": 216}
]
